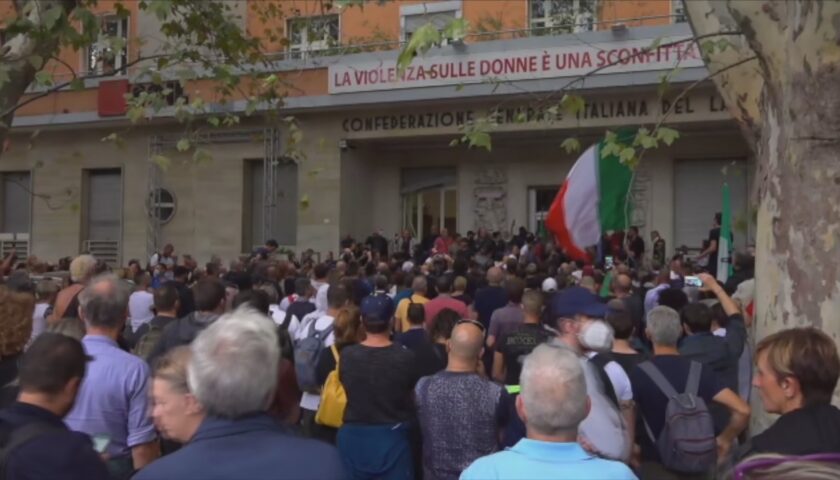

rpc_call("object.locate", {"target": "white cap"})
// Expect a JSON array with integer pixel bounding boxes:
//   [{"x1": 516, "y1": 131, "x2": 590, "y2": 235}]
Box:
[{"x1": 542, "y1": 277, "x2": 558, "y2": 292}]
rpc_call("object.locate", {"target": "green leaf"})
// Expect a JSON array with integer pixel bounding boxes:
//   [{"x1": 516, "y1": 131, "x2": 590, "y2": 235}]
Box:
[
  {"x1": 449, "y1": 138, "x2": 460, "y2": 147},
  {"x1": 466, "y1": 131, "x2": 492, "y2": 152},
  {"x1": 127, "y1": 106, "x2": 145, "y2": 123},
  {"x1": 604, "y1": 130, "x2": 617, "y2": 144},
  {"x1": 299, "y1": 194, "x2": 310, "y2": 210},
  {"x1": 34, "y1": 71, "x2": 53, "y2": 87},
  {"x1": 147, "y1": 0, "x2": 174, "y2": 20},
  {"x1": 207, "y1": 116, "x2": 220, "y2": 127},
  {"x1": 176, "y1": 138, "x2": 191, "y2": 152},
  {"x1": 560, "y1": 94, "x2": 586, "y2": 116},
  {"x1": 657, "y1": 73, "x2": 670, "y2": 98},
  {"x1": 560, "y1": 137, "x2": 581, "y2": 154},
  {"x1": 455, "y1": 83, "x2": 464, "y2": 91},
  {"x1": 716, "y1": 38, "x2": 732, "y2": 53},
  {"x1": 151, "y1": 154, "x2": 171, "y2": 171},
  {"x1": 619, "y1": 147, "x2": 636, "y2": 164},
  {"x1": 442, "y1": 18, "x2": 469, "y2": 42},
  {"x1": 700, "y1": 39, "x2": 716, "y2": 57},
  {"x1": 656, "y1": 127, "x2": 680, "y2": 146},
  {"x1": 28, "y1": 55, "x2": 44, "y2": 70},
  {"x1": 397, "y1": 23, "x2": 442, "y2": 75},
  {"x1": 42, "y1": 5, "x2": 64, "y2": 29},
  {"x1": 193, "y1": 148, "x2": 213, "y2": 164},
  {"x1": 635, "y1": 128, "x2": 658, "y2": 149},
  {"x1": 515, "y1": 112, "x2": 527, "y2": 124}
]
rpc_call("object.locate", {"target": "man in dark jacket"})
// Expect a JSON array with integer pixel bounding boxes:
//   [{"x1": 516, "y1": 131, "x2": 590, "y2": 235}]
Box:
[
  {"x1": 146, "y1": 279, "x2": 226, "y2": 365},
  {"x1": 166, "y1": 266, "x2": 195, "y2": 319}
]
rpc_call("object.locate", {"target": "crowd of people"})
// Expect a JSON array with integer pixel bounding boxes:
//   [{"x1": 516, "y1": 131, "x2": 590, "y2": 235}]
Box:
[{"x1": 0, "y1": 225, "x2": 839, "y2": 480}]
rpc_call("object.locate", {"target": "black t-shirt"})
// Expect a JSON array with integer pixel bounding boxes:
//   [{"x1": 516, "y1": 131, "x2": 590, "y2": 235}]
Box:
[
  {"x1": 411, "y1": 341, "x2": 448, "y2": 379},
  {"x1": 498, "y1": 324, "x2": 552, "y2": 385},
  {"x1": 340, "y1": 343, "x2": 419, "y2": 424},
  {"x1": 395, "y1": 328, "x2": 428, "y2": 350},
  {"x1": 629, "y1": 356, "x2": 723, "y2": 461},
  {"x1": 630, "y1": 236, "x2": 645, "y2": 259},
  {"x1": 708, "y1": 227, "x2": 721, "y2": 273},
  {"x1": 611, "y1": 351, "x2": 648, "y2": 376}
]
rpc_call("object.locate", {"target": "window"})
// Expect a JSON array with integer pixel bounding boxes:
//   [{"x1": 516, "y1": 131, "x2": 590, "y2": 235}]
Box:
[
  {"x1": 529, "y1": 0, "x2": 596, "y2": 34},
  {"x1": 147, "y1": 188, "x2": 176, "y2": 224},
  {"x1": 400, "y1": 1, "x2": 462, "y2": 43},
  {"x1": 87, "y1": 15, "x2": 129, "y2": 75},
  {"x1": 287, "y1": 15, "x2": 339, "y2": 59},
  {"x1": 672, "y1": 0, "x2": 687, "y2": 23}
]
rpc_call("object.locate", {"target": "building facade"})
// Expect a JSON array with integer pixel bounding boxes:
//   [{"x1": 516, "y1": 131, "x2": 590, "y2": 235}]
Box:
[{"x1": 0, "y1": 0, "x2": 753, "y2": 265}]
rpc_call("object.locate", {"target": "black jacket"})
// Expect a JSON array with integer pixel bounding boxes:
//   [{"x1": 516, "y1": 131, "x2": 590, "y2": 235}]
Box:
[
  {"x1": 146, "y1": 311, "x2": 219, "y2": 365},
  {"x1": 742, "y1": 404, "x2": 840, "y2": 458}
]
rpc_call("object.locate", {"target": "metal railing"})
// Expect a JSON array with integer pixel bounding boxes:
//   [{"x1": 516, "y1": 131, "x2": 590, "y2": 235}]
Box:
[{"x1": 83, "y1": 240, "x2": 120, "y2": 266}]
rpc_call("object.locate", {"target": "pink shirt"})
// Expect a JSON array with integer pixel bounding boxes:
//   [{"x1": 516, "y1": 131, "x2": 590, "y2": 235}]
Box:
[
  {"x1": 424, "y1": 295, "x2": 469, "y2": 329},
  {"x1": 433, "y1": 236, "x2": 453, "y2": 255}
]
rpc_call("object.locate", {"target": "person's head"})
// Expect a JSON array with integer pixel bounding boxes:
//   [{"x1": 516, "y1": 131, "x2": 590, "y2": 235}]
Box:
[
  {"x1": 173, "y1": 266, "x2": 190, "y2": 282},
  {"x1": 334, "y1": 306, "x2": 364, "y2": 348},
  {"x1": 78, "y1": 274, "x2": 130, "y2": 332},
  {"x1": 231, "y1": 289, "x2": 270, "y2": 316},
  {"x1": 645, "y1": 306, "x2": 682, "y2": 347},
  {"x1": 714, "y1": 212, "x2": 722, "y2": 227},
  {"x1": 436, "y1": 275, "x2": 453, "y2": 295},
  {"x1": 313, "y1": 263, "x2": 329, "y2": 282},
  {"x1": 163, "y1": 243, "x2": 174, "y2": 256},
  {"x1": 406, "y1": 302, "x2": 425, "y2": 327},
  {"x1": 189, "y1": 307, "x2": 279, "y2": 419},
  {"x1": 550, "y1": 287, "x2": 611, "y2": 353},
  {"x1": 650, "y1": 230, "x2": 660, "y2": 241},
  {"x1": 151, "y1": 346, "x2": 204, "y2": 443},
  {"x1": 612, "y1": 273, "x2": 632, "y2": 297},
  {"x1": 522, "y1": 290, "x2": 543, "y2": 322},
  {"x1": 134, "y1": 272, "x2": 151, "y2": 289},
  {"x1": 447, "y1": 321, "x2": 484, "y2": 365},
  {"x1": 153, "y1": 282, "x2": 180, "y2": 316},
  {"x1": 69, "y1": 254, "x2": 97, "y2": 283},
  {"x1": 606, "y1": 307, "x2": 634, "y2": 341},
  {"x1": 193, "y1": 278, "x2": 226, "y2": 313},
  {"x1": 327, "y1": 284, "x2": 350, "y2": 311},
  {"x1": 517, "y1": 344, "x2": 589, "y2": 440},
  {"x1": 374, "y1": 275, "x2": 389, "y2": 293},
  {"x1": 411, "y1": 275, "x2": 428, "y2": 296},
  {"x1": 430, "y1": 308, "x2": 459, "y2": 342},
  {"x1": 657, "y1": 288, "x2": 688, "y2": 312},
  {"x1": 681, "y1": 303, "x2": 713, "y2": 335},
  {"x1": 486, "y1": 266, "x2": 504, "y2": 286},
  {"x1": 294, "y1": 277, "x2": 312, "y2": 298},
  {"x1": 453, "y1": 276, "x2": 467, "y2": 294},
  {"x1": 753, "y1": 328, "x2": 840, "y2": 415},
  {"x1": 732, "y1": 453, "x2": 840, "y2": 480},
  {"x1": 359, "y1": 294, "x2": 394, "y2": 335},
  {"x1": 628, "y1": 226, "x2": 639, "y2": 238},
  {"x1": 17, "y1": 333, "x2": 89, "y2": 416},
  {"x1": 505, "y1": 277, "x2": 525, "y2": 304},
  {"x1": 265, "y1": 239, "x2": 279, "y2": 252}
]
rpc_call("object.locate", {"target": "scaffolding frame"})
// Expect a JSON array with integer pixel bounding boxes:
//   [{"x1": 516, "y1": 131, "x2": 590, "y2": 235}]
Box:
[{"x1": 146, "y1": 128, "x2": 281, "y2": 260}]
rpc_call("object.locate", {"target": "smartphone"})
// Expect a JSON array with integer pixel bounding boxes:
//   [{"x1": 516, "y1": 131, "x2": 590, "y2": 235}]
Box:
[
  {"x1": 605, "y1": 256, "x2": 614, "y2": 269},
  {"x1": 92, "y1": 434, "x2": 111, "y2": 454},
  {"x1": 685, "y1": 276, "x2": 703, "y2": 288}
]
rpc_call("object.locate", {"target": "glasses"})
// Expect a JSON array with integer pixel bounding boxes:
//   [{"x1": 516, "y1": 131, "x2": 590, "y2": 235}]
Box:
[
  {"x1": 734, "y1": 453, "x2": 840, "y2": 479},
  {"x1": 456, "y1": 319, "x2": 486, "y2": 333}
]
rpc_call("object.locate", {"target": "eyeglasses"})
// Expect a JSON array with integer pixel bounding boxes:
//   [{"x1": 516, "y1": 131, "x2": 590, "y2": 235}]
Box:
[
  {"x1": 456, "y1": 319, "x2": 486, "y2": 333},
  {"x1": 734, "y1": 453, "x2": 840, "y2": 479}
]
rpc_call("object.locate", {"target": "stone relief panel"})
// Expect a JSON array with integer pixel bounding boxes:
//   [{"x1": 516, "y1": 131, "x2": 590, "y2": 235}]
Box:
[
  {"x1": 473, "y1": 167, "x2": 508, "y2": 233},
  {"x1": 630, "y1": 166, "x2": 652, "y2": 234}
]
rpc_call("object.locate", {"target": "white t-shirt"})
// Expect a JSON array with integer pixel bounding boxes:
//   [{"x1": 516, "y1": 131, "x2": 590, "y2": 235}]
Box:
[
  {"x1": 585, "y1": 351, "x2": 633, "y2": 402},
  {"x1": 295, "y1": 312, "x2": 335, "y2": 411},
  {"x1": 128, "y1": 291, "x2": 155, "y2": 332},
  {"x1": 27, "y1": 303, "x2": 50, "y2": 348},
  {"x1": 314, "y1": 282, "x2": 329, "y2": 313}
]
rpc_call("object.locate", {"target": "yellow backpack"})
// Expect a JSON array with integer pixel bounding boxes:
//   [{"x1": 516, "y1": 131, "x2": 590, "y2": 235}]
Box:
[{"x1": 315, "y1": 345, "x2": 347, "y2": 428}]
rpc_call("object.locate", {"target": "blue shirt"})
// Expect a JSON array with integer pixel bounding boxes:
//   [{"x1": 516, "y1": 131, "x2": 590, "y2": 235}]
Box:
[
  {"x1": 64, "y1": 335, "x2": 156, "y2": 458},
  {"x1": 133, "y1": 414, "x2": 347, "y2": 480},
  {"x1": 460, "y1": 439, "x2": 637, "y2": 480},
  {"x1": 0, "y1": 402, "x2": 110, "y2": 480}
]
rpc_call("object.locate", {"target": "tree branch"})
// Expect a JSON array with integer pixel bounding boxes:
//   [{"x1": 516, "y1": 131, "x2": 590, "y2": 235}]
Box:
[{"x1": 48, "y1": 54, "x2": 78, "y2": 81}]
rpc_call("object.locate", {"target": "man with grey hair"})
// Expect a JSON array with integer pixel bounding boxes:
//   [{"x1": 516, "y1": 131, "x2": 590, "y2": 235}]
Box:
[
  {"x1": 462, "y1": 344, "x2": 637, "y2": 479},
  {"x1": 629, "y1": 306, "x2": 750, "y2": 479},
  {"x1": 134, "y1": 307, "x2": 345, "y2": 480},
  {"x1": 64, "y1": 274, "x2": 159, "y2": 477}
]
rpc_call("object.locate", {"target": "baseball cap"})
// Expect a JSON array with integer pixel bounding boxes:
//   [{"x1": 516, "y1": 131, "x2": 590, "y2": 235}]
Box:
[
  {"x1": 360, "y1": 294, "x2": 394, "y2": 324},
  {"x1": 551, "y1": 286, "x2": 608, "y2": 319},
  {"x1": 542, "y1": 277, "x2": 558, "y2": 293}
]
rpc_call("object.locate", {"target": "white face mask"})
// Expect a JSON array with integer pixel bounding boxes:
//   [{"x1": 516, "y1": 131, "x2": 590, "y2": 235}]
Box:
[{"x1": 577, "y1": 320, "x2": 614, "y2": 353}]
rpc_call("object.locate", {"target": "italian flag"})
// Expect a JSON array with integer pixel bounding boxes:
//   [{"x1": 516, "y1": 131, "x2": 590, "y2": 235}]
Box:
[{"x1": 546, "y1": 142, "x2": 634, "y2": 261}]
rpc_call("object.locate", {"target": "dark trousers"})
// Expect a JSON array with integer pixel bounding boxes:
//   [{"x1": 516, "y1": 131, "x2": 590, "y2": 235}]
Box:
[
  {"x1": 300, "y1": 408, "x2": 337, "y2": 444},
  {"x1": 337, "y1": 423, "x2": 413, "y2": 480}
]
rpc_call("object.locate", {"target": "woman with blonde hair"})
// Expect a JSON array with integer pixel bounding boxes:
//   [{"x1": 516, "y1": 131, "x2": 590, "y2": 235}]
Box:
[
  {"x1": 50, "y1": 254, "x2": 97, "y2": 323},
  {"x1": 0, "y1": 286, "x2": 35, "y2": 407},
  {"x1": 151, "y1": 346, "x2": 205, "y2": 445}
]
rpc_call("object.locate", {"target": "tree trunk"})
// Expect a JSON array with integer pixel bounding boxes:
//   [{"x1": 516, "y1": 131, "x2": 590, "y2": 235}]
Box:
[
  {"x1": 685, "y1": 0, "x2": 840, "y2": 433},
  {"x1": 0, "y1": 0, "x2": 76, "y2": 145}
]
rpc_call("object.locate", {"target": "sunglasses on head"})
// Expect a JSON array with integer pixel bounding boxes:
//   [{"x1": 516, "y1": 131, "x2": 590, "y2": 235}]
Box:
[{"x1": 456, "y1": 319, "x2": 486, "y2": 333}]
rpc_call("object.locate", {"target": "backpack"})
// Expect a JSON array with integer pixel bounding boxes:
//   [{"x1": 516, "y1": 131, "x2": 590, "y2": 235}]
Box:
[
  {"x1": 0, "y1": 421, "x2": 63, "y2": 480},
  {"x1": 315, "y1": 345, "x2": 346, "y2": 428},
  {"x1": 133, "y1": 322, "x2": 166, "y2": 361},
  {"x1": 294, "y1": 317, "x2": 334, "y2": 393},
  {"x1": 639, "y1": 360, "x2": 717, "y2": 474}
]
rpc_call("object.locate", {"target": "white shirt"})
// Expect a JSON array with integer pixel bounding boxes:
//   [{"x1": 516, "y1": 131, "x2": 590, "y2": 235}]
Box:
[
  {"x1": 27, "y1": 303, "x2": 50, "y2": 348},
  {"x1": 586, "y1": 351, "x2": 634, "y2": 401},
  {"x1": 279, "y1": 294, "x2": 298, "y2": 312},
  {"x1": 578, "y1": 356, "x2": 631, "y2": 462},
  {"x1": 128, "y1": 290, "x2": 155, "y2": 332},
  {"x1": 314, "y1": 282, "x2": 329, "y2": 313},
  {"x1": 149, "y1": 253, "x2": 176, "y2": 269},
  {"x1": 295, "y1": 311, "x2": 335, "y2": 411}
]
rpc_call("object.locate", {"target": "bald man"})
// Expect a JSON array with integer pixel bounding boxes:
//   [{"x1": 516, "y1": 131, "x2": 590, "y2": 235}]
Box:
[{"x1": 415, "y1": 322, "x2": 508, "y2": 480}]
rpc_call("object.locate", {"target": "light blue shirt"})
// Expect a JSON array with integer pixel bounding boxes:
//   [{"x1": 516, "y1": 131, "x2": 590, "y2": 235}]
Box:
[
  {"x1": 460, "y1": 439, "x2": 637, "y2": 480},
  {"x1": 65, "y1": 335, "x2": 156, "y2": 458}
]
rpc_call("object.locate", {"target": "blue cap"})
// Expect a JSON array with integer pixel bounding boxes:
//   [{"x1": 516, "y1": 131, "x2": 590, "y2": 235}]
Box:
[
  {"x1": 360, "y1": 294, "x2": 395, "y2": 324},
  {"x1": 550, "y1": 286, "x2": 608, "y2": 319}
]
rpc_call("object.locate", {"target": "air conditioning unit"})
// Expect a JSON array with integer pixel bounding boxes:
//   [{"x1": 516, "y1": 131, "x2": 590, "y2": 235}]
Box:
[{"x1": 97, "y1": 79, "x2": 130, "y2": 117}]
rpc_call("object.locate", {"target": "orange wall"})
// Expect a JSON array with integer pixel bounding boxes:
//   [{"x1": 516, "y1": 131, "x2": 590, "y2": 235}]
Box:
[{"x1": 600, "y1": 0, "x2": 672, "y2": 28}]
